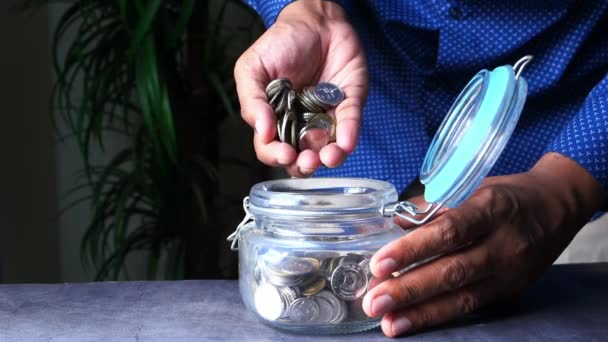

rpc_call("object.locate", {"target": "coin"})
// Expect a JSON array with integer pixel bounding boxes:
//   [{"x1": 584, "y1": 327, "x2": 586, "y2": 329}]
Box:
[
  {"x1": 314, "y1": 82, "x2": 345, "y2": 107},
  {"x1": 320, "y1": 256, "x2": 341, "y2": 278},
  {"x1": 265, "y1": 78, "x2": 292, "y2": 96},
  {"x1": 300, "y1": 112, "x2": 318, "y2": 122},
  {"x1": 280, "y1": 110, "x2": 295, "y2": 144},
  {"x1": 276, "y1": 118, "x2": 284, "y2": 142},
  {"x1": 275, "y1": 90, "x2": 288, "y2": 115},
  {"x1": 298, "y1": 114, "x2": 333, "y2": 152},
  {"x1": 302, "y1": 277, "x2": 326, "y2": 297},
  {"x1": 255, "y1": 283, "x2": 287, "y2": 321},
  {"x1": 283, "y1": 257, "x2": 320, "y2": 275},
  {"x1": 262, "y1": 255, "x2": 320, "y2": 287},
  {"x1": 299, "y1": 87, "x2": 326, "y2": 113},
  {"x1": 288, "y1": 297, "x2": 320, "y2": 322},
  {"x1": 331, "y1": 262, "x2": 369, "y2": 301},
  {"x1": 312, "y1": 296, "x2": 334, "y2": 323},
  {"x1": 316, "y1": 290, "x2": 347, "y2": 323},
  {"x1": 290, "y1": 116, "x2": 298, "y2": 148}
]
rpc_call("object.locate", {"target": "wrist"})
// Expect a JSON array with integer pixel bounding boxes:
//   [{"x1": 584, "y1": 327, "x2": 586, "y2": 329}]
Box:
[
  {"x1": 277, "y1": 0, "x2": 347, "y2": 26},
  {"x1": 529, "y1": 152, "x2": 606, "y2": 231}
]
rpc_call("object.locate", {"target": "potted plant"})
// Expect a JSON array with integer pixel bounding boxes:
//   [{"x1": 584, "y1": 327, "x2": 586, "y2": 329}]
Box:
[{"x1": 26, "y1": 0, "x2": 266, "y2": 280}]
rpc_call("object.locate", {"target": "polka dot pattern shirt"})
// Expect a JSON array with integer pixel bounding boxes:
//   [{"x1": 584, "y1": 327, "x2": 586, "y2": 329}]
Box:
[{"x1": 245, "y1": 0, "x2": 608, "y2": 195}]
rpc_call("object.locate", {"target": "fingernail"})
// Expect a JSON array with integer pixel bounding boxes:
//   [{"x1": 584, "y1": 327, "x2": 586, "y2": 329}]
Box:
[
  {"x1": 392, "y1": 316, "x2": 412, "y2": 336},
  {"x1": 298, "y1": 167, "x2": 315, "y2": 176},
  {"x1": 277, "y1": 156, "x2": 291, "y2": 165},
  {"x1": 374, "y1": 258, "x2": 398, "y2": 275},
  {"x1": 371, "y1": 294, "x2": 394, "y2": 316}
]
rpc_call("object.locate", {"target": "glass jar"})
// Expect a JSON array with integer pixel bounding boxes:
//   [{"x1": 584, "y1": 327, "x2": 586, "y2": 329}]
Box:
[{"x1": 235, "y1": 178, "x2": 406, "y2": 334}]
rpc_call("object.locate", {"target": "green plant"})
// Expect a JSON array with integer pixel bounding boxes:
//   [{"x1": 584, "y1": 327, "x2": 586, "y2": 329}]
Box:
[{"x1": 30, "y1": 0, "x2": 263, "y2": 280}]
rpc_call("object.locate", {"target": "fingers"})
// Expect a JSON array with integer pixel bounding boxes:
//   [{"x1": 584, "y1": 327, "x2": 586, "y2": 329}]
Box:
[
  {"x1": 253, "y1": 133, "x2": 297, "y2": 167},
  {"x1": 334, "y1": 95, "x2": 363, "y2": 154},
  {"x1": 380, "y1": 278, "x2": 498, "y2": 337},
  {"x1": 370, "y1": 198, "x2": 494, "y2": 279},
  {"x1": 391, "y1": 196, "x2": 448, "y2": 231},
  {"x1": 284, "y1": 149, "x2": 322, "y2": 177},
  {"x1": 236, "y1": 53, "x2": 299, "y2": 167},
  {"x1": 363, "y1": 243, "x2": 493, "y2": 318},
  {"x1": 319, "y1": 143, "x2": 346, "y2": 168}
]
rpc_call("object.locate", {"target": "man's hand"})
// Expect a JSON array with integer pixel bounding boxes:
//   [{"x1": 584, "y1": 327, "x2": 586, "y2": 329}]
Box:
[
  {"x1": 234, "y1": 1, "x2": 368, "y2": 177},
  {"x1": 363, "y1": 152, "x2": 606, "y2": 337}
]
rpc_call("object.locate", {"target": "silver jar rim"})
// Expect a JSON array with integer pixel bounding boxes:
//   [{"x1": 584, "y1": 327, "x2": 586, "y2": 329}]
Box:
[{"x1": 248, "y1": 178, "x2": 398, "y2": 218}]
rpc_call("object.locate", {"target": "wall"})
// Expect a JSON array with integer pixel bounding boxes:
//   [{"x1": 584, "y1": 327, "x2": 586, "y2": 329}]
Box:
[{"x1": 0, "y1": 2, "x2": 61, "y2": 283}]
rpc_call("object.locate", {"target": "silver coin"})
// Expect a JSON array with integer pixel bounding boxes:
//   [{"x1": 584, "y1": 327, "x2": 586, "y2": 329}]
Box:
[
  {"x1": 331, "y1": 262, "x2": 369, "y2": 301},
  {"x1": 288, "y1": 297, "x2": 320, "y2": 322},
  {"x1": 275, "y1": 90, "x2": 289, "y2": 115},
  {"x1": 280, "y1": 110, "x2": 296, "y2": 144},
  {"x1": 298, "y1": 113, "x2": 335, "y2": 152},
  {"x1": 299, "y1": 87, "x2": 326, "y2": 112},
  {"x1": 265, "y1": 78, "x2": 292, "y2": 96},
  {"x1": 287, "y1": 90, "x2": 297, "y2": 111},
  {"x1": 298, "y1": 126, "x2": 329, "y2": 152},
  {"x1": 312, "y1": 296, "x2": 334, "y2": 323},
  {"x1": 314, "y1": 82, "x2": 345, "y2": 107},
  {"x1": 300, "y1": 112, "x2": 318, "y2": 122},
  {"x1": 281, "y1": 256, "x2": 317, "y2": 276},
  {"x1": 276, "y1": 118, "x2": 284, "y2": 142},
  {"x1": 255, "y1": 283, "x2": 287, "y2": 321},
  {"x1": 290, "y1": 116, "x2": 298, "y2": 149},
  {"x1": 316, "y1": 290, "x2": 347, "y2": 324}
]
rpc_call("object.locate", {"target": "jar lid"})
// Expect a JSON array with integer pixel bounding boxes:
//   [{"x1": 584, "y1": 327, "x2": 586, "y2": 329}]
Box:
[{"x1": 419, "y1": 55, "x2": 533, "y2": 208}]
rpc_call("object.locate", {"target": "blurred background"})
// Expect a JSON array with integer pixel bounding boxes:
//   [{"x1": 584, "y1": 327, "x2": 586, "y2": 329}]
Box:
[
  {"x1": 0, "y1": 0, "x2": 605, "y2": 284},
  {"x1": 0, "y1": 0, "x2": 269, "y2": 283}
]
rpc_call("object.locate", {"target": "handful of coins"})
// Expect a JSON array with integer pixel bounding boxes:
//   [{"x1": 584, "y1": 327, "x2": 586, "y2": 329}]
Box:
[
  {"x1": 265, "y1": 79, "x2": 345, "y2": 152},
  {"x1": 252, "y1": 250, "x2": 373, "y2": 325}
]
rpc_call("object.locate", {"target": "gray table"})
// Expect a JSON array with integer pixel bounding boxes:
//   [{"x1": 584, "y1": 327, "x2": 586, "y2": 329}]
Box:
[{"x1": 1, "y1": 264, "x2": 607, "y2": 341}]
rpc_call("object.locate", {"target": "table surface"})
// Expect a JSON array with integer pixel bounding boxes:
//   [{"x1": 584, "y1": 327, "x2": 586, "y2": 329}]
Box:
[{"x1": 0, "y1": 263, "x2": 607, "y2": 341}]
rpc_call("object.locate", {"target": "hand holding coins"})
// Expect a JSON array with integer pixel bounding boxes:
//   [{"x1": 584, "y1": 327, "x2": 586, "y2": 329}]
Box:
[{"x1": 265, "y1": 79, "x2": 345, "y2": 153}]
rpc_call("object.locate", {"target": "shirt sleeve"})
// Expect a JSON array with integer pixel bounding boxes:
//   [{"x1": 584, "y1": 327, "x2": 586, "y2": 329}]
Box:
[
  {"x1": 546, "y1": 73, "x2": 608, "y2": 193},
  {"x1": 243, "y1": 0, "x2": 295, "y2": 28},
  {"x1": 243, "y1": 0, "x2": 346, "y2": 28}
]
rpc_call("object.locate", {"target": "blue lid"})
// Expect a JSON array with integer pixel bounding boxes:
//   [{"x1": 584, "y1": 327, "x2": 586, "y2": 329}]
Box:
[{"x1": 419, "y1": 56, "x2": 531, "y2": 208}]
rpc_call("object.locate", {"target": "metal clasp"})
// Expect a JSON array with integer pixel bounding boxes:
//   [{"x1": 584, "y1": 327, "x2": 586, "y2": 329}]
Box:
[
  {"x1": 513, "y1": 55, "x2": 533, "y2": 80},
  {"x1": 227, "y1": 197, "x2": 253, "y2": 251},
  {"x1": 380, "y1": 201, "x2": 444, "y2": 225}
]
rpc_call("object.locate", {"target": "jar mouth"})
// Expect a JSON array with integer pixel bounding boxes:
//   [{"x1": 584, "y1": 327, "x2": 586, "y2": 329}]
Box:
[{"x1": 248, "y1": 178, "x2": 398, "y2": 218}]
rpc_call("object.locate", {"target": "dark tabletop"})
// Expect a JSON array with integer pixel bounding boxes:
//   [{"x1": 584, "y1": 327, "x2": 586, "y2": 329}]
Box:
[{"x1": 0, "y1": 263, "x2": 607, "y2": 341}]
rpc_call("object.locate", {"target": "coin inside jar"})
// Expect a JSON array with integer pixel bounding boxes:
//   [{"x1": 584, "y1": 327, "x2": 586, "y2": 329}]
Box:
[
  {"x1": 330, "y1": 262, "x2": 369, "y2": 301},
  {"x1": 288, "y1": 297, "x2": 320, "y2": 322},
  {"x1": 302, "y1": 277, "x2": 326, "y2": 297},
  {"x1": 255, "y1": 283, "x2": 287, "y2": 321}
]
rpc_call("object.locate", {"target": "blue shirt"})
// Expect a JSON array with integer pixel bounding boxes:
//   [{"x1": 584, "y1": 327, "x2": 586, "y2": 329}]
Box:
[{"x1": 245, "y1": 0, "x2": 608, "y2": 195}]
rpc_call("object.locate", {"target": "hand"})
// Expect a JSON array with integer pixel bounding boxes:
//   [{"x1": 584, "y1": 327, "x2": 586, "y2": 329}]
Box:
[
  {"x1": 362, "y1": 153, "x2": 606, "y2": 337},
  {"x1": 234, "y1": 1, "x2": 368, "y2": 177}
]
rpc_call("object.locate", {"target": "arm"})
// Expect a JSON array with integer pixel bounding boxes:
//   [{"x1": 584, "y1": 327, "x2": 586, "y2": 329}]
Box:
[{"x1": 546, "y1": 73, "x2": 608, "y2": 196}]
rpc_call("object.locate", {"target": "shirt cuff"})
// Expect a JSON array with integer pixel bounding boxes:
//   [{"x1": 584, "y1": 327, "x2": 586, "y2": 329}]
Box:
[
  {"x1": 243, "y1": 0, "x2": 347, "y2": 28},
  {"x1": 243, "y1": 0, "x2": 295, "y2": 28},
  {"x1": 545, "y1": 73, "x2": 608, "y2": 193}
]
